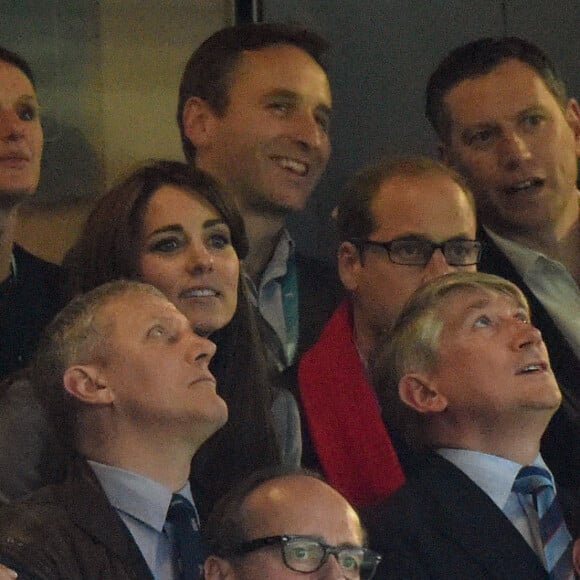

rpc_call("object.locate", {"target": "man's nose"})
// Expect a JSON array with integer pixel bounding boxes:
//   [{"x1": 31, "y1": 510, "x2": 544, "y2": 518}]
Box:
[
  {"x1": 498, "y1": 130, "x2": 532, "y2": 170},
  {"x1": 317, "y1": 554, "x2": 348, "y2": 579},
  {"x1": 421, "y1": 248, "x2": 456, "y2": 284},
  {"x1": 513, "y1": 321, "x2": 543, "y2": 350},
  {"x1": 186, "y1": 334, "x2": 217, "y2": 365},
  {"x1": 290, "y1": 110, "x2": 326, "y2": 150}
]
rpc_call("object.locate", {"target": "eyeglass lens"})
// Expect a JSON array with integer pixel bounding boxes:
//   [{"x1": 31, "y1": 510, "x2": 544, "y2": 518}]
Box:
[
  {"x1": 390, "y1": 239, "x2": 480, "y2": 266},
  {"x1": 283, "y1": 538, "x2": 374, "y2": 579}
]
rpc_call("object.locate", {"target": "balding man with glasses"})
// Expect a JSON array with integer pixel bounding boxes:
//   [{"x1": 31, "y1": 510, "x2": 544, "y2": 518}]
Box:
[
  {"x1": 297, "y1": 156, "x2": 479, "y2": 508},
  {"x1": 203, "y1": 466, "x2": 381, "y2": 580}
]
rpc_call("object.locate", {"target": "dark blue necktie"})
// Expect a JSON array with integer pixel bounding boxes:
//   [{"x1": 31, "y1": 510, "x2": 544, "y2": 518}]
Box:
[
  {"x1": 166, "y1": 494, "x2": 207, "y2": 580},
  {"x1": 512, "y1": 466, "x2": 573, "y2": 579}
]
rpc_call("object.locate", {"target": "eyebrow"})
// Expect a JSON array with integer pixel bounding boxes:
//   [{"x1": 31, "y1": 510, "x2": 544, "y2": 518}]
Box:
[
  {"x1": 146, "y1": 218, "x2": 227, "y2": 238},
  {"x1": 262, "y1": 88, "x2": 333, "y2": 116},
  {"x1": 387, "y1": 233, "x2": 475, "y2": 242}
]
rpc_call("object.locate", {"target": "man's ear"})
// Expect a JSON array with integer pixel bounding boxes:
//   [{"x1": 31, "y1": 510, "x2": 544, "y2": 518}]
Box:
[
  {"x1": 338, "y1": 240, "x2": 362, "y2": 291},
  {"x1": 62, "y1": 366, "x2": 114, "y2": 406},
  {"x1": 398, "y1": 373, "x2": 448, "y2": 414},
  {"x1": 182, "y1": 96, "x2": 217, "y2": 149},
  {"x1": 204, "y1": 555, "x2": 236, "y2": 580},
  {"x1": 565, "y1": 98, "x2": 580, "y2": 158}
]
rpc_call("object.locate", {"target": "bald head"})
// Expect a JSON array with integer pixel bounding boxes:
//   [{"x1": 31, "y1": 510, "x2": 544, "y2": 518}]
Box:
[
  {"x1": 242, "y1": 474, "x2": 364, "y2": 546},
  {"x1": 204, "y1": 469, "x2": 378, "y2": 579}
]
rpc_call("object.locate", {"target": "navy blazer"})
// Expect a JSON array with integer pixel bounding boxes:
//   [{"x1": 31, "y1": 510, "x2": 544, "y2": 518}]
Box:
[
  {"x1": 360, "y1": 453, "x2": 565, "y2": 580},
  {"x1": 478, "y1": 227, "x2": 580, "y2": 494}
]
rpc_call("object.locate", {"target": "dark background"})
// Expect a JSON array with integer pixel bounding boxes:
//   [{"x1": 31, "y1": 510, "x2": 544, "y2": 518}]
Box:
[{"x1": 253, "y1": 0, "x2": 579, "y2": 260}]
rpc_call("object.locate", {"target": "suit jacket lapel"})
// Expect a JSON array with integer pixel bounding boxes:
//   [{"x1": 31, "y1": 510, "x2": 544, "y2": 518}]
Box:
[
  {"x1": 61, "y1": 459, "x2": 155, "y2": 580},
  {"x1": 419, "y1": 453, "x2": 548, "y2": 579}
]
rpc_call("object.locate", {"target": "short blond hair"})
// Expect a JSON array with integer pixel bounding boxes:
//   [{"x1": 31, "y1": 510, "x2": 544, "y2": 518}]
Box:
[
  {"x1": 371, "y1": 272, "x2": 529, "y2": 449},
  {"x1": 32, "y1": 280, "x2": 167, "y2": 451}
]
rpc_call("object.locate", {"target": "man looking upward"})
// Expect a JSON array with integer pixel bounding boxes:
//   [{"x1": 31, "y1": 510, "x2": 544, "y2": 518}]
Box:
[{"x1": 0, "y1": 280, "x2": 227, "y2": 579}]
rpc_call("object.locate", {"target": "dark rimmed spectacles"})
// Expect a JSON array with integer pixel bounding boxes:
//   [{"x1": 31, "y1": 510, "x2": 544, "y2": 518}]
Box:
[
  {"x1": 350, "y1": 237, "x2": 483, "y2": 267},
  {"x1": 234, "y1": 535, "x2": 382, "y2": 579}
]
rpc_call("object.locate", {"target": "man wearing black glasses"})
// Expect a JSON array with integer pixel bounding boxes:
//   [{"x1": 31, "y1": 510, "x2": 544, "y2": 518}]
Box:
[
  {"x1": 298, "y1": 156, "x2": 478, "y2": 508},
  {"x1": 203, "y1": 466, "x2": 381, "y2": 580}
]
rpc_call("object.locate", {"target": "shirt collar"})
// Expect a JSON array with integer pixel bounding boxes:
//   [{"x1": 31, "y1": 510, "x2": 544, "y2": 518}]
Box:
[
  {"x1": 437, "y1": 449, "x2": 550, "y2": 510},
  {"x1": 264, "y1": 228, "x2": 295, "y2": 281},
  {"x1": 88, "y1": 460, "x2": 195, "y2": 533},
  {"x1": 484, "y1": 226, "x2": 547, "y2": 278}
]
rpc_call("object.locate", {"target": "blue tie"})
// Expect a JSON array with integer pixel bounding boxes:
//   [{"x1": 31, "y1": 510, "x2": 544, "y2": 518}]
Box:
[
  {"x1": 166, "y1": 494, "x2": 207, "y2": 580},
  {"x1": 512, "y1": 466, "x2": 573, "y2": 579}
]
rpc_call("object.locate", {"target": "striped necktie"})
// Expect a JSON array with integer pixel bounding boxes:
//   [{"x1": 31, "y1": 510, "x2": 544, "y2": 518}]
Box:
[
  {"x1": 512, "y1": 466, "x2": 573, "y2": 579},
  {"x1": 166, "y1": 494, "x2": 207, "y2": 580}
]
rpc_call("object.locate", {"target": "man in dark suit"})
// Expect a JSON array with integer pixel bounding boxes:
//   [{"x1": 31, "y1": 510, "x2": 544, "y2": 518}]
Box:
[
  {"x1": 426, "y1": 36, "x2": 580, "y2": 493},
  {"x1": 177, "y1": 23, "x2": 341, "y2": 372},
  {"x1": 363, "y1": 272, "x2": 575, "y2": 579},
  {"x1": 0, "y1": 280, "x2": 227, "y2": 579}
]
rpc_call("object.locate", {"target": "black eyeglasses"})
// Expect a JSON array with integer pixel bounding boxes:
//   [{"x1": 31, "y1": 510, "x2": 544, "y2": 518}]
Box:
[
  {"x1": 234, "y1": 535, "x2": 382, "y2": 579},
  {"x1": 350, "y1": 237, "x2": 483, "y2": 267}
]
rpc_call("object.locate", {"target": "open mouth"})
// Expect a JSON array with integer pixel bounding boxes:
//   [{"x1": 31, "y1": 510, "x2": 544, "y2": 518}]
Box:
[
  {"x1": 516, "y1": 362, "x2": 547, "y2": 375},
  {"x1": 272, "y1": 155, "x2": 309, "y2": 176},
  {"x1": 179, "y1": 288, "x2": 218, "y2": 299},
  {"x1": 504, "y1": 178, "x2": 544, "y2": 195}
]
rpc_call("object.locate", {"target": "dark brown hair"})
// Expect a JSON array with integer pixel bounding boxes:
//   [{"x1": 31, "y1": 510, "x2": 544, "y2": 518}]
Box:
[
  {"x1": 177, "y1": 22, "x2": 329, "y2": 163},
  {"x1": 426, "y1": 37, "x2": 568, "y2": 144}
]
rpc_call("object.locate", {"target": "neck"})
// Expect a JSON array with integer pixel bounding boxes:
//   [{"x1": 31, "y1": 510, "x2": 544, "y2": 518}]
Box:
[
  {"x1": 79, "y1": 421, "x2": 204, "y2": 492},
  {"x1": 431, "y1": 411, "x2": 550, "y2": 465},
  {"x1": 351, "y1": 299, "x2": 388, "y2": 363},
  {"x1": 242, "y1": 211, "x2": 286, "y2": 284},
  {"x1": 0, "y1": 206, "x2": 18, "y2": 283},
  {"x1": 194, "y1": 158, "x2": 286, "y2": 285},
  {"x1": 493, "y1": 191, "x2": 580, "y2": 277}
]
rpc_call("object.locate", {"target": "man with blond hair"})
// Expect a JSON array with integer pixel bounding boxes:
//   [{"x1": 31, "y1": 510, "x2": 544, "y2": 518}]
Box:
[
  {"x1": 363, "y1": 272, "x2": 575, "y2": 579},
  {"x1": 0, "y1": 280, "x2": 227, "y2": 579}
]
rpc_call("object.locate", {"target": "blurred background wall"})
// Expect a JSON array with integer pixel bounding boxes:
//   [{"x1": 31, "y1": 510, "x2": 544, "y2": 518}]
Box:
[{"x1": 1, "y1": 0, "x2": 578, "y2": 263}]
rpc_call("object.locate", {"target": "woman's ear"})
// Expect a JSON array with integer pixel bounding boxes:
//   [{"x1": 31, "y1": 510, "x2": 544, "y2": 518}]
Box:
[
  {"x1": 63, "y1": 365, "x2": 114, "y2": 406},
  {"x1": 398, "y1": 373, "x2": 448, "y2": 414}
]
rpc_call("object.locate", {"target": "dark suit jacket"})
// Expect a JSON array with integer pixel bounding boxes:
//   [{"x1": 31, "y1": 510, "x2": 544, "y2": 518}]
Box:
[
  {"x1": 478, "y1": 227, "x2": 580, "y2": 493},
  {"x1": 0, "y1": 458, "x2": 154, "y2": 580},
  {"x1": 0, "y1": 245, "x2": 66, "y2": 380},
  {"x1": 295, "y1": 252, "x2": 343, "y2": 361},
  {"x1": 361, "y1": 453, "x2": 558, "y2": 580}
]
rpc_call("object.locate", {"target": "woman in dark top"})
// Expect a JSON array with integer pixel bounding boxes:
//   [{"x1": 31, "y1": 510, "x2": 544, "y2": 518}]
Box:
[{"x1": 0, "y1": 46, "x2": 65, "y2": 380}]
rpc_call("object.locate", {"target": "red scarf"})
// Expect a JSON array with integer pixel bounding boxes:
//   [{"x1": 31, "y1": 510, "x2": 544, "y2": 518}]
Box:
[{"x1": 298, "y1": 300, "x2": 405, "y2": 508}]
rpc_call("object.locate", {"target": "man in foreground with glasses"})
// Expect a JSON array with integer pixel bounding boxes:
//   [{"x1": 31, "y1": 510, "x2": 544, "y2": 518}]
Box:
[
  {"x1": 363, "y1": 272, "x2": 575, "y2": 578},
  {"x1": 298, "y1": 156, "x2": 478, "y2": 508},
  {"x1": 203, "y1": 466, "x2": 381, "y2": 580}
]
